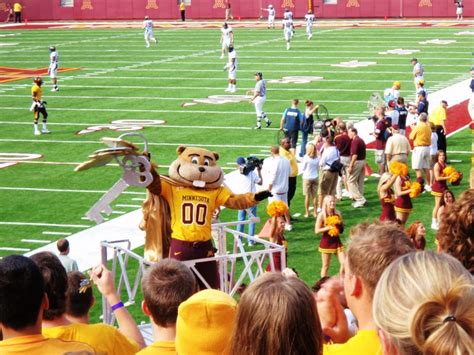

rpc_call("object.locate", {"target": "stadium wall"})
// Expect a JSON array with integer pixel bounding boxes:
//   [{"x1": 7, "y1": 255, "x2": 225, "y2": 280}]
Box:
[{"x1": 0, "y1": 0, "x2": 471, "y2": 21}]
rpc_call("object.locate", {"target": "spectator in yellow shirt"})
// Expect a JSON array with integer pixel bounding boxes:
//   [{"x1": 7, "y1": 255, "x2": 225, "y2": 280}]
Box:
[
  {"x1": 409, "y1": 112, "x2": 432, "y2": 190},
  {"x1": 30, "y1": 252, "x2": 145, "y2": 354},
  {"x1": 429, "y1": 100, "x2": 448, "y2": 154},
  {"x1": 137, "y1": 259, "x2": 196, "y2": 354},
  {"x1": 13, "y1": 2, "x2": 21, "y2": 23},
  {"x1": 279, "y1": 137, "x2": 298, "y2": 231},
  {"x1": 316, "y1": 222, "x2": 415, "y2": 355},
  {"x1": 0, "y1": 255, "x2": 94, "y2": 355},
  {"x1": 179, "y1": 0, "x2": 186, "y2": 21}
]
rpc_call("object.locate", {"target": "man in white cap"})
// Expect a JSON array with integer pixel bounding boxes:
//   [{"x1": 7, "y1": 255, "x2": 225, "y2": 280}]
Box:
[{"x1": 143, "y1": 16, "x2": 157, "y2": 48}]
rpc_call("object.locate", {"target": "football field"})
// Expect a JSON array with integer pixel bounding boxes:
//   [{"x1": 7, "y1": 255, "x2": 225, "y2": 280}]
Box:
[{"x1": 0, "y1": 21, "x2": 472, "y2": 299}]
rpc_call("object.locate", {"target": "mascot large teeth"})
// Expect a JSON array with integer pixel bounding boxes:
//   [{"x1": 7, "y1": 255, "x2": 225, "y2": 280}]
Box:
[{"x1": 141, "y1": 145, "x2": 271, "y2": 289}]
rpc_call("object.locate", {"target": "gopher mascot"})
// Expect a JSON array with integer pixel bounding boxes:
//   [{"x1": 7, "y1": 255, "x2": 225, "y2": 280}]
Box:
[{"x1": 140, "y1": 145, "x2": 271, "y2": 288}]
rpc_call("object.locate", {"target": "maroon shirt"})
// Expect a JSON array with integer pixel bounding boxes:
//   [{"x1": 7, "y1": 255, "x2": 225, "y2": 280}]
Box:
[
  {"x1": 375, "y1": 118, "x2": 390, "y2": 150},
  {"x1": 350, "y1": 136, "x2": 366, "y2": 160},
  {"x1": 334, "y1": 133, "x2": 351, "y2": 157}
]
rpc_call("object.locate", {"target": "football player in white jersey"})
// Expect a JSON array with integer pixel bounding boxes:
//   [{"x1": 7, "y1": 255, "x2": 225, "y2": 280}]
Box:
[
  {"x1": 248, "y1": 72, "x2": 271, "y2": 129},
  {"x1": 143, "y1": 16, "x2": 157, "y2": 48},
  {"x1": 220, "y1": 22, "x2": 234, "y2": 59},
  {"x1": 305, "y1": 10, "x2": 315, "y2": 40},
  {"x1": 224, "y1": 44, "x2": 237, "y2": 93},
  {"x1": 262, "y1": 5, "x2": 275, "y2": 29},
  {"x1": 283, "y1": 8, "x2": 293, "y2": 20},
  {"x1": 411, "y1": 57, "x2": 424, "y2": 89},
  {"x1": 282, "y1": 18, "x2": 294, "y2": 50},
  {"x1": 48, "y1": 46, "x2": 59, "y2": 92}
]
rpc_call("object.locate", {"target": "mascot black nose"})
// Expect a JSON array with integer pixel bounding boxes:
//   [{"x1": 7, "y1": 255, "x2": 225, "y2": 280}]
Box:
[{"x1": 198, "y1": 167, "x2": 206, "y2": 173}]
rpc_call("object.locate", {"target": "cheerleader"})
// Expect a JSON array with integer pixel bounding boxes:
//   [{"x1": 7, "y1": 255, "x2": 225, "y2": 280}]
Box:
[
  {"x1": 431, "y1": 150, "x2": 452, "y2": 229},
  {"x1": 266, "y1": 201, "x2": 289, "y2": 272},
  {"x1": 315, "y1": 195, "x2": 345, "y2": 277},
  {"x1": 393, "y1": 162, "x2": 413, "y2": 226},
  {"x1": 436, "y1": 189, "x2": 455, "y2": 224},
  {"x1": 377, "y1": 172, "x2": 397, "y2": 222},
  {"x1": 406, "y1": 220, "x2": 426, "y2": 251}
]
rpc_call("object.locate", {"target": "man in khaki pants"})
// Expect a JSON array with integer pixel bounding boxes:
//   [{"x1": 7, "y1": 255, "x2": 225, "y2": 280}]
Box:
[{"x1": 347, "y1": 128, "x2": 366, "y2": 208}]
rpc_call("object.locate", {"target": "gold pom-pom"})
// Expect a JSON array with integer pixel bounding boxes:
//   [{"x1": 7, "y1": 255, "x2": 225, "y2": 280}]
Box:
[
  {"x1": 389, "y1": 161, "x2": 409, "y2": 177},
  {"x1": 267, "y1": 200, "x2": 288, "y2": 217},
  {"x1": 409, "y1": 181, "x2": 422, "y2": 198},
  {"x1": 402, "y1": 180, "x2": 412, "y2": 191},
  {"x1": 325, "y1": 215, "x2": 342, "y2": 237},
  {"x1": 443, "y1": 166, "x2": 461, "y2": 184}
]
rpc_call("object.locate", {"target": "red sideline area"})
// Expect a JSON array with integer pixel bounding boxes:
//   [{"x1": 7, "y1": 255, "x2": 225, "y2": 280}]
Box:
[{"x1": 366, "y1": 99, "x2": 472, "y2": 149}]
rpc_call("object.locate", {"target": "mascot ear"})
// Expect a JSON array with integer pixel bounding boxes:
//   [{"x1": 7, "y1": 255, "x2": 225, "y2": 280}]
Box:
[
  {"x1": 213, "y1": 152, "x2": 220, "y2": 161},
  {"x1": 176, "y1": 146, "x2": 187, "y2": 155}
]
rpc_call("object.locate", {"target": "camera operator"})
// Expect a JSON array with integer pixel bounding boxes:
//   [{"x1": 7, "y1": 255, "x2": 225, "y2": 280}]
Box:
[{"x1": 224, "y1": 156, "x2": 263, "y2": 245}]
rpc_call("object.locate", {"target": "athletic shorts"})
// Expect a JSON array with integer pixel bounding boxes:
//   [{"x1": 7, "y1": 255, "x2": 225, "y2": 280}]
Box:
[
  {"x1": 253, "y1": 96, "x2": 266, "y2": 116},
  {"x1": 303, "y1": 178, "x2": 318, "y2": 197},
  {"x1": 375, "y1": 150, "x2": 386, "y2": 165},
  {"x1": 269, "y1": 192, "x2": 288, "y2": 205},
  {"x1": 228, "y1": 68, "x2": 236, "y2": 80},
  {"x1": 48, "y1": 66, "x2": 58, "y2": 79},
  {"x1": 412, "y1": 146, "x2": 431, "y2": 170}
]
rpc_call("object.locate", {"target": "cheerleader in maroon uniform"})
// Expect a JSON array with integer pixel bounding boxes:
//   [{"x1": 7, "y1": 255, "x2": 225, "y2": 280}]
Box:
[
  {"x1": 406, "y1": 220, "x2": 426, "y2": 251},
  {"x1": 431, "y1": 150, "x2": 452, "y2": 229},
  {"x1": 377, "y1": 172, "x2": 397, "y2": 222},
  {"x1": 315, "y1": 195, "x2": 345, "y2": 278},
  {"x1": 394, "y1": 172, "x2": 413, "y2": 226}
]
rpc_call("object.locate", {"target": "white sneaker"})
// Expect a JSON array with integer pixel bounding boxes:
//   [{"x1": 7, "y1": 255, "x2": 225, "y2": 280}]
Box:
[
  {"x1": 224, "y1": 87, "x2": 231, "y2": 92},
  {"x1": 41, "y1": 129, "x2": 51, "y2": 134},
  {"x1": 34, "y1": 130, "x2": 41, "y2": 136},
  {"x1": 220, "y1": 54, "x2": 224, "y2": 59},
  {"x1": 352, "y1": 200, "x2": 365, "y2": 208},
  {"x1": 431, "y1": 220, "x2": 439, "y2": 230},
  {"x1": 229, "y1": 88, "x2": 236, "y2": 93},
  {"x1": 425, "y1": 185, "x2": 432, "y2": 192},
  {"x1": 342, "y1": 189, "x2": 351, "y2": 198}
]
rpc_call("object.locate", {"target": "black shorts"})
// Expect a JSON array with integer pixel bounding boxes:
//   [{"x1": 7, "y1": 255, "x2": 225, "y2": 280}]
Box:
[{"x1": 285, "y1": 130, "x2": 299, "y2": 149}]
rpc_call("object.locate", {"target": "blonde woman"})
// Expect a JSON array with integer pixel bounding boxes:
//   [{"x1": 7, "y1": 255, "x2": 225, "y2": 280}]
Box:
[
  {"x1": 373, "y1": 251, "x2": 473, "y2": 355},
  {"x1": 230, "y1": 273, "x2": 323, "y2": 355},
  {"x1": 302, "y1": 143, "x2": 319, "y2": 217},
  {"x1": 315, "y1": 195, "x2": 344, "y2": 277}
]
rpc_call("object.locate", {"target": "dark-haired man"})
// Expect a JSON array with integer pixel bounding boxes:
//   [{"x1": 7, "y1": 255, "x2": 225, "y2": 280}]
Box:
[
  {"x1": 0, "y1": 255, "x2": 93, "y2": 354},
  {"x1": 31, "y1": 251, "x2": 145, "y2": 354},
  {"x1": 56, "y1": 238, "x2": 78, "y2": 272}
]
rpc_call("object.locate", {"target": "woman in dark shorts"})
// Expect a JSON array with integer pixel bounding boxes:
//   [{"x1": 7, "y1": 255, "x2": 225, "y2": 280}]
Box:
[{"x1": 315, "y1": 195, "x2": 344, "y2": 278}]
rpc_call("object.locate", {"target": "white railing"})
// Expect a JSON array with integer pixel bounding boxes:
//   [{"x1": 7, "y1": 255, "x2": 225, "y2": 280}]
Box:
[{"x1": 100, "y1": 216, "x2": 286, "y2": 325}]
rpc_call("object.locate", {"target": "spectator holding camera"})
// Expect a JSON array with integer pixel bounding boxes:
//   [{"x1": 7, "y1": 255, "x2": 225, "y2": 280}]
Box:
[{"x1": 225, "y1": 156, "x2": 263, "y2": 244}]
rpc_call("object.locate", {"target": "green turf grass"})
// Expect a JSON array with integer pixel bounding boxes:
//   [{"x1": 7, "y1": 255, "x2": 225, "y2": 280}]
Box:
[{"x1": 0, "y1": 24, "x2": 471, "y2": 323}]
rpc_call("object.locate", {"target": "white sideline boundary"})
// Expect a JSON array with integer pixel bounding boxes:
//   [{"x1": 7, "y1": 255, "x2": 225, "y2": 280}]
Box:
[{"x1": 25, "y1": 209, "x2": 145, "y2": 271}]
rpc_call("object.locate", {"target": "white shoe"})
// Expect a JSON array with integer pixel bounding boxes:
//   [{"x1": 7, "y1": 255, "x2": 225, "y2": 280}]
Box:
[
  {"x1": 352, "y1": 200, "x2": 365, "y2": 208},
  {"x1": 229, "y1": 88, "x2": 236, "y2": 93},
  {"x1": 424, "y1": 185, "x2": 432, "y2": 192},
  {"x1": 34, "y1": 131, "x2": 41, "y2": 136},
  {"x1": 431, "y1": 221, "x2": 439, "y2": 230},
  {"x1": 51, "y1": 88, "x2": 58, "y2": 92},
  {"x1": 224, "y1": 87, "x2": 231, "y2": 92},
  {"x1": 220, "y1": 54, "x2": 224, "y2": 59},
  {"x1": 342, "y1": 189, "x2": 351, "y2": 198},
  {"x1": 41, "y1": 129, "x2": 51, "y2": 134}
]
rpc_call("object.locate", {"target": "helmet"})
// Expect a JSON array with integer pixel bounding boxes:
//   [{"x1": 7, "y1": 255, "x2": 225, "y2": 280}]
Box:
[
  {"x1": 269, "y1": 5, "x2": 273, "y2": 8},
  {"x1": 223, "y1": 22, "x2": 228, "y2": 29},
  {"x1": 393, "y1": 81, "x2": 401, "y2": 89},
  {"x1": 308, "y1": 10, "x2": 312, "y2": 14},
  {"x1": 33, "y1": 76, "x2": 43, "y2": 85},
  {"x1": 49, "y1": 46, "x2": 56, "y2": 52},
  {"x1": 144, "y1": 16, "x2": 149, "y2": 20},
  {"x1": 254, "y1": 72, "x2": 263, "y2": 79}
]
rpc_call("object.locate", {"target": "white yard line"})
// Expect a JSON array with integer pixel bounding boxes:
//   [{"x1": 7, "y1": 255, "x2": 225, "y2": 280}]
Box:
[
  {"x1": 0, "y1": 247, "x2": 30, "y2": 251},
  {"x1": 0, "y1": 186, "x2": 145, "y2": 195},
  {"x1": 42, "y1": 231, "x2": 72, "y2": 236},
  {"x1": 21, "y1": 239, "x2": 51, "y2": 244},
  {"x1": 0, "y1": 222, "x2": 90, "y2": 228}
]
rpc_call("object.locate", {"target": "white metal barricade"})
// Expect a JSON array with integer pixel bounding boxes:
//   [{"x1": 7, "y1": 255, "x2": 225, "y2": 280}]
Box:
[{"x1": 100, "y1": 216, "x2": 286, "y2": 325}]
